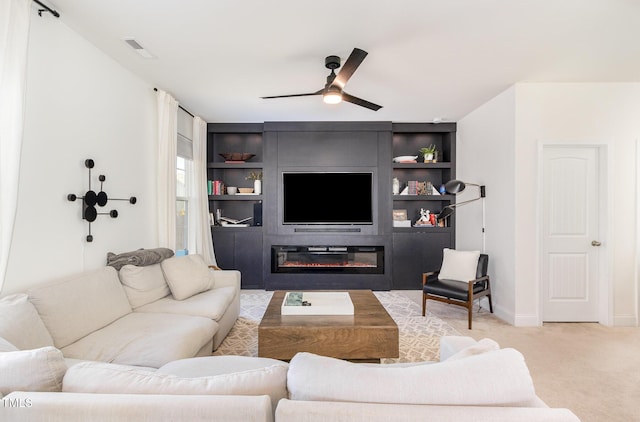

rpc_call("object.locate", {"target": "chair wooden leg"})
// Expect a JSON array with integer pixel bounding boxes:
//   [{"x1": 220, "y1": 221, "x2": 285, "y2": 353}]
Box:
[
  {"x1": 422, "y1": 293, "x2": 426, "y2": 316},
  {"x1": 467, "y1": 300, "x2": 473, "y2": 329},
  {"x1": 488, "y1": 294, "x2": 494, "y2": 313}
]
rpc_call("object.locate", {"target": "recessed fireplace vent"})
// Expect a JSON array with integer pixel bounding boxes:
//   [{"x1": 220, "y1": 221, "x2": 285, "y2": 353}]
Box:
[{"x1": 271, "y1": 245, "x2": 384, "y2": 275}]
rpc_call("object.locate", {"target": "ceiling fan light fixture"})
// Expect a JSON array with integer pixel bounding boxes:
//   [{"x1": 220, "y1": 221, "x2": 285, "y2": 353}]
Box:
[
  {"x1": 323, "y1": 87, "x2": 342, "y2": 104},
  {"x1": 262, "y1": 48, "x2": 381, "y2": 110}
]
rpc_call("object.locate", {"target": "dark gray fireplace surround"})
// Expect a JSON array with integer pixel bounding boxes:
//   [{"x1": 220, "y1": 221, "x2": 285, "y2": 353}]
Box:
[{"x1": 208, "y1": 121, "x2": 456, "y2": 290}]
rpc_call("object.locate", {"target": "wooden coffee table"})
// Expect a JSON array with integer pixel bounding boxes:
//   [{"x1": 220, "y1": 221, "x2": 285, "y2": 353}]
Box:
[{"x1": 258, "y1": 290, "x2": 399, "y2": 361}]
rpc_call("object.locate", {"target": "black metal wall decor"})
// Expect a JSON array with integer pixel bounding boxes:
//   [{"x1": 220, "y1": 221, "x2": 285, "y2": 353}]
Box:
[{"x1": 68, "y1": 159, "x2": 137, "y2": 242}]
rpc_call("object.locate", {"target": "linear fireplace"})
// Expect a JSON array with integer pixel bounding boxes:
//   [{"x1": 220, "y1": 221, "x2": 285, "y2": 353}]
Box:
[{"x1": 271, "y1": 245, "x2": 384, "y2": 274}]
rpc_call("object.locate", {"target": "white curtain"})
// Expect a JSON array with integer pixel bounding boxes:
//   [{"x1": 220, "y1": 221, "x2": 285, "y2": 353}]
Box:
[
  {"x1": 192, "y1": 116, "x2": 217, "y2": 266},
  {"x1": 156, "y1": 90, "x2": 178, "y2": 249},
  {"x1": 0, "y1": 0, "x2": 31, "y2": 292}
]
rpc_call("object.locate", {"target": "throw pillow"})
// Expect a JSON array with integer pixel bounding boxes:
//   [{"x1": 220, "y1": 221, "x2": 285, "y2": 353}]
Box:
[
  {"x1": 0, "y1": 294, "x2": 54, "y2": 350},
  {"x1": 119, "y1": 263, "x2": 171, "y2": 308},
  {"x1": 107, "y1": 248, "x2": 174, "y2": 271},
  {"x1": 161, "y1": 255, "x2": 212, "y2": 300},
  {"x1": 444, "y1": 338, "x2": 500, "y2": 361},
  {"x1": 63, "y1": 360, "x2": 288, "y2": 409},
  {"x1": 438, "y1": 248, "x2": 481, "y2": 282},
  {"x1": 287, "y1": 350, "x2": 536, "y2": 406},
  {"x1": 0, "y1": 346, "x2": 67, "y2": 395}
]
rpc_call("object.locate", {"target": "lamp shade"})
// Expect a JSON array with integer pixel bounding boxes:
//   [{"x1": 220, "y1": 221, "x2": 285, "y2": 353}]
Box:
[
  {"x1": 444, "y1": 179, "x2": 466, "y2": 194},
  {"x1": 437, "y1": 206, "x2": 454, "y2": 221}
]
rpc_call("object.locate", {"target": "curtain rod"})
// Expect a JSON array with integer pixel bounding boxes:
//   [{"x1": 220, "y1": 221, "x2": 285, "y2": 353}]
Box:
[
  {"x1": 153, "y1": 88, "x2": 195, "y2": 118},
  {"x1": 33, "y1": 0, "x2": 60, "y2": 17}
]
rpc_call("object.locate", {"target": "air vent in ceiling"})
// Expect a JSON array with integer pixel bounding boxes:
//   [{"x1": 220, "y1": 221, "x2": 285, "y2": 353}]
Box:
[{"x1": 123, "y1": 38, "x2": 154, "y2": 59}]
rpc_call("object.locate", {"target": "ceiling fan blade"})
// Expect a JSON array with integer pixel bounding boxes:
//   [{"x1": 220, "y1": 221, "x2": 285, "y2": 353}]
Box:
[
  {"x1": 342, "y1": 92, "x2": 382, "y2": 111},
  {"x1": 261, "y1": 89, "x2": 322, "y2": 99},
  {"x1": 331, "y1": 48, "x2": 368, "y2": 90}
]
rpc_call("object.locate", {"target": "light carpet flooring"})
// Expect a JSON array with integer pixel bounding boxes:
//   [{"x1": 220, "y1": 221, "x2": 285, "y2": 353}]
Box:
[{"x1": 398, "y1": 290, "x2": 640, "y2": 422}]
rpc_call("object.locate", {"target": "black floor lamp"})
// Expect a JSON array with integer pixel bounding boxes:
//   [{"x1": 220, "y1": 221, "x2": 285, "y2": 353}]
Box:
[{"x1": 437, "y1": 179, "x2": 487, "y2": 251}]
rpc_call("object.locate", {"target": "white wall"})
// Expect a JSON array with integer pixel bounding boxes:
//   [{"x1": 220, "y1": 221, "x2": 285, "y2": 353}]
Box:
[
  {"x1": 457, "y1": 87, "x2": 517, "y2": 324},
  {"x1": 1, "y1": 13, "x2": 158, "y2": 295},
  {"x1": 460, "y1": 82, "x2": 640, "y2": 326},
  {"x1": 514, "y1": 83, "x2": 640, "y2": 326}
]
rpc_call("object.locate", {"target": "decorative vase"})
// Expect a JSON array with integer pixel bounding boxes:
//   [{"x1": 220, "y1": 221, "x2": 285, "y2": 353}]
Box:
[
  {"x1": 392, "y1": 178, "x2": 400, "y2": 195},
  {"x1": 423, "y1": 153, "x2": 434, "y2": 163},
  {"x1": 254, "y1": 179, "x2": 262, "y2": 195}
]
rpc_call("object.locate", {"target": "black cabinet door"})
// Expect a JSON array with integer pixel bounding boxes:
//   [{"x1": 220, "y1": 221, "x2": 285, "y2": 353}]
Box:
[
  {"x1": 212, "y1": 229, "x2": 263, "y2": 289},
  {"x1": 392, "y1": 232, "x2": 452, "y2": 289},
  {"x1": 234, "y1": 231, "x2": 263, "y2": 289},
  {"x1": 212, "y1": 230, "x2": 235, "y2": 270}
]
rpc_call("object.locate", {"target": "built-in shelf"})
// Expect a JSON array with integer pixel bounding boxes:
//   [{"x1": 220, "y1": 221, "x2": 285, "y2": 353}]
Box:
[
  {"x1": 392, "y1": 162, "x2": 451, "y2": 169},
  {"x1": 208, "y1": 195, "x2": 263, "y2": 201},
  {"x1": 210, "y1": 226, "x2": 263, "y2": 232},
  {"x1": 393, "y1": 195, "x2": 454, "y2": 201},
  {"x1": 207, "y1": 162, "x2": 263, "y2": 169},
  {"x1": 392, "y1": 227, "x2": 453, "y2": 233},
  {"x1": 207, "y1": 121, "x2": 456, "y2": 290}
]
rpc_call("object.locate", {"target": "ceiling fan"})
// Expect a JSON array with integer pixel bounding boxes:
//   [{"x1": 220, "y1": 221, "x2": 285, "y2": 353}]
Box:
[{"x1": 261, "y1": 48, "x2": 382, "y2": 111}]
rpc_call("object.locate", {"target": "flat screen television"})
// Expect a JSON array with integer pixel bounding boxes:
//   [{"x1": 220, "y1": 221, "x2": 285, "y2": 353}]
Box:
[{"x1": 283, "y1": 172, "x2": 373, "y2": 225}]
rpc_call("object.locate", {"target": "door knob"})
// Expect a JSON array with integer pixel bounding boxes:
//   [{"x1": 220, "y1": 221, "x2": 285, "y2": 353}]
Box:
[{"x1": 591, "y1": 240, "x2": 602, "y2": 247}]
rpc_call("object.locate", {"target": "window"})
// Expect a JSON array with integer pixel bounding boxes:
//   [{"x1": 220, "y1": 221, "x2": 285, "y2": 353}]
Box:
[
  {"x1": 176, "y1": 156, "x2": 191, "y2": 256},
  {"x1": 176, "y1": 109, "x2": 194, "y2": 256}
]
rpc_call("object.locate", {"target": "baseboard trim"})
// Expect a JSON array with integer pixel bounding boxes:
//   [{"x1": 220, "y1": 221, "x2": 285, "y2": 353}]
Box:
[
  {"x1": 613, "y1": 314, "x2": 637, "y2": 326},
  {"x1": 513, "y1": 313, "x2": 540, "y2": 327},
  {"x1": 491, "y1": 304, "x2": 515, "y2": 326}
]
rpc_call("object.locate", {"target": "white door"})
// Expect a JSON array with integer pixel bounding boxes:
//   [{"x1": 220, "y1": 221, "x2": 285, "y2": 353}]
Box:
[{"x1": 542, "y1": 145, "x2": 602, "y2": 322}]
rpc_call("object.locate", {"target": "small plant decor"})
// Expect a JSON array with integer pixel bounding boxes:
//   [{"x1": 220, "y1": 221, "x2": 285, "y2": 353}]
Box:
[
  {"x1": 246, "y1": 171, "x2": 263, "y2": 195},
  {"x1": 245, "y1": 171, "x2": 263, "y2": 181},
  {"x1": 419, "y1": 145, "x2": 438, "y2": 163}
]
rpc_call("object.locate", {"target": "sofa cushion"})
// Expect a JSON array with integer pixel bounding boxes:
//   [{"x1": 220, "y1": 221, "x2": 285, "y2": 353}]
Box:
[
  {"x1": 60, "y1": 312, "x2": 217, "y2": 368},
  {"x1": 445, "y1": 338, "x2": 500, "y2": 361},
  {"x1": 28, "y1": 267, "x2": 133, "y2": 349},
  {"x1": 275, "y1": 400, "x2": 581, "y2": 422},
  {"x1": 0, "y1": 337, "x2": 19, "y2": 352},
  {"x1": 161, "y1": 255, "x2": 212, "y2": 300},
  {"x1": 287, "y1": 349, "x2": 536, "y2": 406},
  {"x1": 157, "y1": 355, "x2": 289, "y2": 408},
  {"x1": 118, "y1": 264, "x2": 171, "y2": 308},
  {"x1": 439, "y1": 248, "x2": 481, "y2": 282},
  {"x1": 4, "y1": 392, "x2": 274, "y2": 422},
  {"x1": 0, "y1": 293, "x2": 54, "y2": 350},
  {"x1": 63, "y1": 359, "x2": 289, "y2": 409},
  {"x1": 0, "y1": 346, "x2": 67, "y2": 395},
  {"x1": 157, "y1": 355, "x2": 286, "y2": 377},
  {"x1": 135, "y1": 286, "x2": 236, "y2": 321}
]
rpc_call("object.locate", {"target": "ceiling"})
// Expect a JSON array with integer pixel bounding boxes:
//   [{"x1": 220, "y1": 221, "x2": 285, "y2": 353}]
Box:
[{"x1": 46, "y1": 0, "x2": 640, "y2": 123}]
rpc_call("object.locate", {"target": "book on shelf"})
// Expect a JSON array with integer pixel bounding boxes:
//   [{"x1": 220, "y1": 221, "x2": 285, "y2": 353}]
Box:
[
  {"x1": 281, "y1": 291, "x2": 354, "y2": 315},
  {"x1": 208, "y1": 180, "x2": 225, "y2": 195},
  {"x1": 408, "y1": 180, "x2": 418, "y2": 195},
  {"x1": 220, "y1": 222, "x2": 250, "y2": 227},
  {"x1": 219, "y1": 216, "x2": 252, "y2": 225}
]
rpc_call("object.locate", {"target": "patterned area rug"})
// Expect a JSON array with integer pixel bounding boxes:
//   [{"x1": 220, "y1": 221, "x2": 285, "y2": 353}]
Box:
[{"x1": 213, "y1": 291, "x2": 460, "y2": 363}]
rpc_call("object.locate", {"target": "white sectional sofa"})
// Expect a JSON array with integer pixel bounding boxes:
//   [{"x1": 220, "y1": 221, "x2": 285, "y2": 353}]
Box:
[
  {"x1": 0, "y1": 254, "x2": 579, "y2": 422},
  {"x1": 0, "y1": 252, "x2": 240, "y2": 368},
  {"x1": 1, "y1": 332, "x2": 580, "y2": 421}
]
